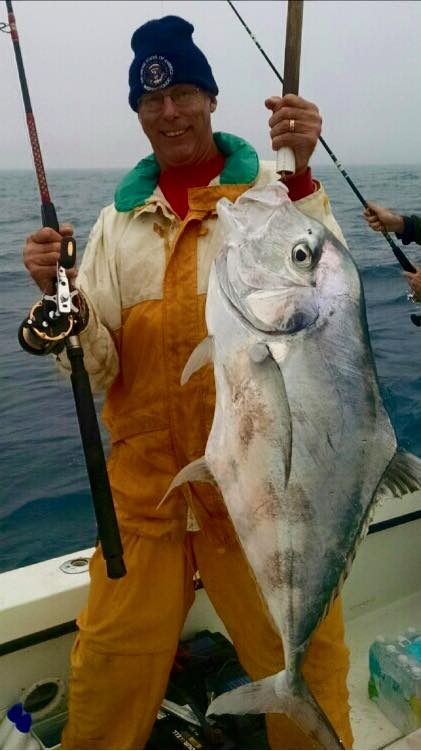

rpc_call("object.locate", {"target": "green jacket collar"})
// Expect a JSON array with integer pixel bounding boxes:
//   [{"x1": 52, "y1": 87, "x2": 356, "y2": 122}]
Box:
[{"x1": 114, "y1": 132, "x2": 259, "y2": 212}]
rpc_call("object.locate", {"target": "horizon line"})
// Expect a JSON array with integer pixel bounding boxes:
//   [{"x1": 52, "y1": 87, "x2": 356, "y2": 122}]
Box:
[{"x1": 1, "y1": 162, "x2": 421, "y2": 171}]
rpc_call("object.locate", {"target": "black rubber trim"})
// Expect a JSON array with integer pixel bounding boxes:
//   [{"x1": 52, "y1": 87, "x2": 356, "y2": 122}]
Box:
[
  {"x1": 0, "y1": 620, "x2": 77, "y2": 657},
  {"x1": 368, "y1": 509, "x2": 421, "y2": 535}
]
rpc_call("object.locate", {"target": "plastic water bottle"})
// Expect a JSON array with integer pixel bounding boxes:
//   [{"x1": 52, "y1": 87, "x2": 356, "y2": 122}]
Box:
[
  {"x1": 374, "y1": 635, "x2": 386, "y2": 644},
  {"x1": 369, "y1": 636, "x2": 385, "y2": 678},
  {"x1": 3, "y1": 713, "x2": 32, "y2": 750},
  {"x1": 397, "y1": 654, "x2": 415, "y2": 700},
  {"x1": 408, "y1": 637, "x2": 421, "y2": 664},
  {"x1": 384, "y1": 645, "x2": 409, "y2": 716},
  {"x1": 404, "y1": 627, "x2": 421, "y2": 642},
  {"x1": 397, "y1": 634, "x2": 412, "y2": 650},
  {"x1": 384, "y1": 644, "x2": 401, "y2": 683},
  {"x1": 0, "y1": 704, "x2": 23, "y2": 747},
  {"x1": 411, "y1": 668, "x2": 421, "y2": 699}
]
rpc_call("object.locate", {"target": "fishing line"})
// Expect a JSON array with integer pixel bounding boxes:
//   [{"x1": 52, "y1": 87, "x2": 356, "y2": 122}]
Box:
[{"x1": 227, "y1": 0, "x2": 416, "y2": 277}]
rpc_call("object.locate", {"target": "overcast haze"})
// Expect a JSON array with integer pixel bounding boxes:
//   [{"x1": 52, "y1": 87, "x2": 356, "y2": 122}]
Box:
[{"x1": 1, "y1": 0, "x2": 421, "y2": 170}]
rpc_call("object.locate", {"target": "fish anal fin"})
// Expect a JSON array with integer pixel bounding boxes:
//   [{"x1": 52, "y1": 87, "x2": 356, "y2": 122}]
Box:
[
  {"x1": 156, "y1": 457, "x2": 217, "y2": 509},
  {"x1": 375, "y1": 450, "x2": 421, "y2": 501},
  {"x1": 181, "y1": 337, "x2": 214, "y2": 386}
]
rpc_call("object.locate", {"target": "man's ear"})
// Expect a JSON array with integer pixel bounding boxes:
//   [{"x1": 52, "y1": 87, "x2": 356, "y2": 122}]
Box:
[{"x1": 210, "y1": 97, "x2": 217, "y2": 113}]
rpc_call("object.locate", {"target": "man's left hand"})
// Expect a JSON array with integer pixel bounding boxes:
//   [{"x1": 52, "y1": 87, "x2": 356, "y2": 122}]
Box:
[{"x1": 265, "y1": 94, "x2": 321, "y2": 175}]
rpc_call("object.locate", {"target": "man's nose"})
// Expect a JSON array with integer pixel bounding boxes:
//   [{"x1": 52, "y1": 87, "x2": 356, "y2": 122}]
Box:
[{"x1": 161, "y1": 95, "x2": 178, "y2": 117}]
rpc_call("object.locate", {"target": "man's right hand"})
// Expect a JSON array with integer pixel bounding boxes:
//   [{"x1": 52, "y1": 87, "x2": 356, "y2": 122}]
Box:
[{"x1": 23, "y1": 223, "x2": 77, "y2": 295}]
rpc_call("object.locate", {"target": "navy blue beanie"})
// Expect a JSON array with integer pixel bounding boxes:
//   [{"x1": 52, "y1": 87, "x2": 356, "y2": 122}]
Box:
[{"x1": 128, "y1": 16, "x2": 218, "y2": 112}]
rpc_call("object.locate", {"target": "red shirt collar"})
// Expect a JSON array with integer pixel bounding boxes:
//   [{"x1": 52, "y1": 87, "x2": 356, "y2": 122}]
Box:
[{"x1": 158, "y1": 153, "x2": 225, "y2": 219}]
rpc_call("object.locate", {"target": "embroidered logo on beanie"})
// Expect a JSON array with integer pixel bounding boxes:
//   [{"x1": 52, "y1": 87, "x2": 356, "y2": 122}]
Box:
[{"x1": 140, "y1": 55, "x2": 174, "y2": 90}]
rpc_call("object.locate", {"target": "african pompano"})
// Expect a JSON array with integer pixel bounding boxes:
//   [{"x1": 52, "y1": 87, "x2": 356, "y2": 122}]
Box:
[{"x1": 161, "y1": 183, "x2": 421, "y2": 749}]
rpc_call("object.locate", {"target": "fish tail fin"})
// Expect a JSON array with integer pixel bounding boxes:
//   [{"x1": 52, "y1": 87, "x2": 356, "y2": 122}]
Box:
[{"x1": 206, "y1": 670, "x2": 345, "y2": 750}]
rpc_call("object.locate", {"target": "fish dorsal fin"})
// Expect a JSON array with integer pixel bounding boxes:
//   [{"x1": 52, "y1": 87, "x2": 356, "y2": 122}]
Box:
[
  {"x1": 181, "y1": 337, "x2": 214, "y2": 386},
  {"x1": 156, "y1": 457, "x2": 217, "y2": 509},
  {"x1": 374, "y1": 450, "x2": 421, "y2": 500}
]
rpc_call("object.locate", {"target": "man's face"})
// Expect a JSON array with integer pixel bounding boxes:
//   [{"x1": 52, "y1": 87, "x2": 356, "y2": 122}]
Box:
[{"x1": 138, "y1": 84, "x2": 217, "y2": 170}]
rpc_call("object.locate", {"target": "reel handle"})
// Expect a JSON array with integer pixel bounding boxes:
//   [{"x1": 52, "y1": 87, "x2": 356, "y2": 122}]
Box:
[{"x1": 60, "y1": 236, "x2": 76, "y2": 269}]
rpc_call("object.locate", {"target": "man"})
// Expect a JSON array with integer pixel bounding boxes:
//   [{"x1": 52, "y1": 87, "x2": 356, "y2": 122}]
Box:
[
  {"x1": 23, "y1": 15, "x2": 353, "y2": 750},
  {"x1": 364, "y1": 202, "x2": 421, "y2": 301}
]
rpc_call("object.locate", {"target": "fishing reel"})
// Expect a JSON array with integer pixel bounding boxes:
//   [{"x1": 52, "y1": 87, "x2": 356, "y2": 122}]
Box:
[
  {"x1": 19, "y1": 250, "x2": 88, "y2": 356},
  {"x1": 407, "y1": 291, "x2": 421, "y2": 327}
]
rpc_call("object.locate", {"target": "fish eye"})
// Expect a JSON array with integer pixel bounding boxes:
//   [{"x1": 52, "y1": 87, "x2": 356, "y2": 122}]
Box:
[{"x1": 291, "y1": 243, "x2": 313, "y2": 269}]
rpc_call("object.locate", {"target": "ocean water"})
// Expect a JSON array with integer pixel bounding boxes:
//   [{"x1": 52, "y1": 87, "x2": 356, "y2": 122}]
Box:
[{"x1": 1, "y1": 165, "x2": 421, "y2": 574}]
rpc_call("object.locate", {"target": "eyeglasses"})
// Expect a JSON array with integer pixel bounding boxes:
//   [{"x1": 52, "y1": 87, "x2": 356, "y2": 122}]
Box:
[{"x1": 139, "y1": 86, "x2": 203, "y2": 114}]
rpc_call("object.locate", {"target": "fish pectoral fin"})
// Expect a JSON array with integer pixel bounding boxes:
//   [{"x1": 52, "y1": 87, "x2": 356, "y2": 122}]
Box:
[
  {"x1": 375, "y1": 450, "x2": 421, "y2": 500},
  {"x1": 181, "y1": 337, "x2": 214, "y2": 386},
  {"x1": 156, "y1": 457, "x2": 217, "y2": 510}
]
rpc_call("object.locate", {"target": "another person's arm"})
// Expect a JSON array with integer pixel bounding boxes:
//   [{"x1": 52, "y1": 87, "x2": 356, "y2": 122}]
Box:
[
  {"x1": 364, "y1": 201, "x2": 421, "y2": 246},
  {"x1": 363, "y1": 203, "x2": 404, "y2": 234},
  {"x1": 363, "y1": 202, "x2": 421, "y2": 301}
]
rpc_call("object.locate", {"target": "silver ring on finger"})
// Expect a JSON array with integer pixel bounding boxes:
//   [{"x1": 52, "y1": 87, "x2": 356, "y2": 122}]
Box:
[{"x1": 289, "y1": 119, "x2": 295, "y2": 133}]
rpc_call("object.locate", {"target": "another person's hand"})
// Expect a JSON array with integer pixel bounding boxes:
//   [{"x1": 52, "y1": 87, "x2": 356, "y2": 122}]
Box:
[
  {"x1": 23, "y1": 224, "x2": 77, "y2": 295},
  {"x1": 404, "y1": 269, "x2": 421, "y2": 303},
  {"x1": 265, "y1": 94, "x2": 321, "y2": 175},
  {"x1": 363, "y1": 202, "x2": 404, "y2": 234}
]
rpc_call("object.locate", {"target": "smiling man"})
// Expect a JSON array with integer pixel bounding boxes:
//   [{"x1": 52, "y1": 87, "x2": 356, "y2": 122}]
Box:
[{"x1": 23, "y1": 15, "x2": 353, "y2": 750}]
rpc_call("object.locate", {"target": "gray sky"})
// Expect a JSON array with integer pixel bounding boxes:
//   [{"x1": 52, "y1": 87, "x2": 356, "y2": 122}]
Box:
[{"x1": 1, "y1": 0, "x2": 421, "y2": 169}]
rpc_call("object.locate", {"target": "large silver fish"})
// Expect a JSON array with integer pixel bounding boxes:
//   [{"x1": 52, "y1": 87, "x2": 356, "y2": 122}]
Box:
[{"x1": 160, "y1": 183, "x2": 421, "y2": 749}]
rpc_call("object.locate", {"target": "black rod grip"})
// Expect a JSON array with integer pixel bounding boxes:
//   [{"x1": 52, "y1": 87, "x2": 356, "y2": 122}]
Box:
[
  {"x1": 66, "y1": 340, "x2": 126, "y2": 579},
  {"x1": 41, "y1": 201, "x2": 59, "y2": 231}
]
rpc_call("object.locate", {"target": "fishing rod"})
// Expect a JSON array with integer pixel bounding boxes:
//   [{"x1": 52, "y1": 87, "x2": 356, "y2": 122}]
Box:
[
  {"x1": 227, "y1": 0, "x2": 421, "y2": 327},
  {"x1": 3, "y1": 0, "x2": 126, "y2": 579},
  {"x1": 276, "y1": 0, "x2": 303, "y2": 177}
]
